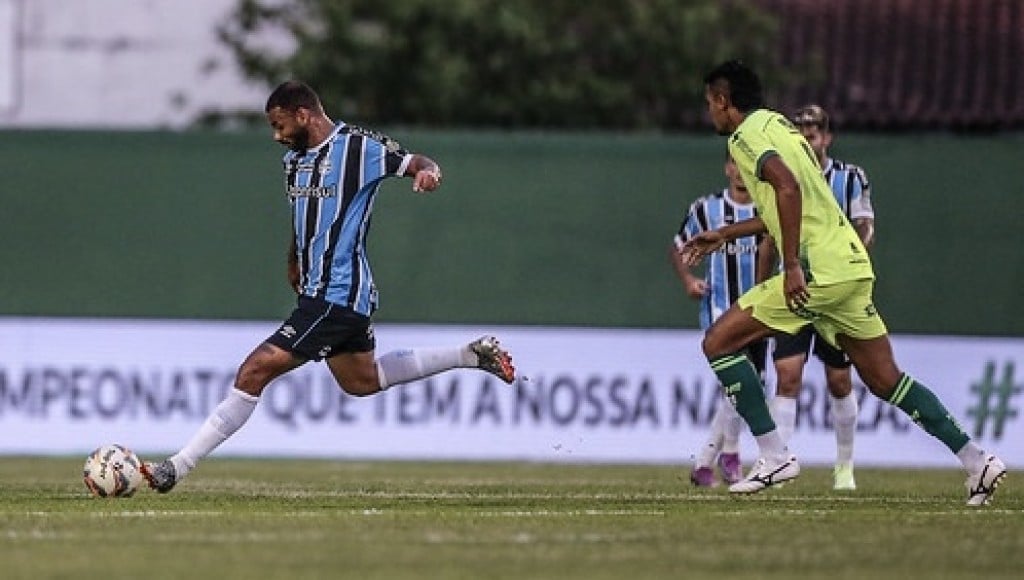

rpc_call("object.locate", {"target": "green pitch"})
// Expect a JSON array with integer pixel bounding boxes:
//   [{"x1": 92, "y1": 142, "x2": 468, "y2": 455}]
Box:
[{"x1": 0, "y1": 458, "x2": 1020, "y2": 580}]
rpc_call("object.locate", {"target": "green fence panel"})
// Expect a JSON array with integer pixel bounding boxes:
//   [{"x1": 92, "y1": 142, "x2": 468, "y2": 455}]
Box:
[{"x1": 1, "y1": 130, "x2": 1020, "y2": 336}]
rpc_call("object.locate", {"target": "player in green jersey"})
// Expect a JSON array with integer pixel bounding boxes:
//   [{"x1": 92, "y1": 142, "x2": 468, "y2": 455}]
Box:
[{"x1": 679, "y1": 60, "x2": 1005, "y2": 505}]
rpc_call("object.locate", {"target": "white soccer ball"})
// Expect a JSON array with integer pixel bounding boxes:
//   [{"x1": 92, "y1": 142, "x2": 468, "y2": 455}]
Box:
[{"x1": 82, "y1": 444, "x2": 144, "y2": 498}]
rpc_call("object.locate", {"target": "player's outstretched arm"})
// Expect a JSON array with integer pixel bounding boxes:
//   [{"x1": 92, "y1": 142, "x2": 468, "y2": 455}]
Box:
[
  {"x1": 668, "y1": 242, "x2": 708, "y2": 299},
  {"x1": 405, "y1": 154, "x2": 443, "y2": 192},
  {"x1": 678, "y1": 217, "x2": 766, "y2": 266}
]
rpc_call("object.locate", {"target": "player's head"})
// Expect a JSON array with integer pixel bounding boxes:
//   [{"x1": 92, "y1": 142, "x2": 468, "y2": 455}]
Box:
[
  {"x1": 724, "y1": 152, "x2": 747, "y2": 195},
  {"x1": 792, "y1": 104, "x2": 832, "y2": 162},
  {"x1": 703, "y1": 60, "x2": 765, "y2": 135},
  {"x1": 265, "y1": 81, "x2": 326, "y2": 151}
]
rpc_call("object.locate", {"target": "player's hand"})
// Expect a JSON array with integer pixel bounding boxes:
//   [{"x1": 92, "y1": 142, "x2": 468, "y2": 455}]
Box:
[
  {"x1": 783, "y1": 263, "x2": 810, "y2": 311},
  {"x1": 412, "y1": 169, "x2": 442, "y2": 192},
  {"x1": 685, "y1": 279, "x2": 708, "y2": 300},
  {"x1": 678, "y1": 231, "x2": 725, "y2": 266}
]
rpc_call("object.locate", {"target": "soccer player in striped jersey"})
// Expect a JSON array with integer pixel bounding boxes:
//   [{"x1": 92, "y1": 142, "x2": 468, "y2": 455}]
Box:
[
  {"x1": 767, "y1": 105, "x2": 874, "y2": 490},
  {"x1": 681, "y1": 60, "x2": 1004, "y2": 505},
  {"x1": 141, "y1": 81, "x2": 515, "y2": 493},
  {"x1": 670, "y1": 155, "x2": 768, "y2": 487}
]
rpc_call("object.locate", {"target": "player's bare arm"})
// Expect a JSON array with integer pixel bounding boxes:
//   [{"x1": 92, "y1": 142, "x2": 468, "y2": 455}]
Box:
[
  {"x1": 678, "y1": 216, "x2": 766, "y2": 266},
  {"x1": 668, "y1": 243, "x2": 708, "y2": 299},
  {"x1": 761, "y1": 155, "x2": 809, "y2": 309},
  {"x1": 287, "y1": 233, "x2": 300, "y2": 293},
  {"x1": 756, "y1": 235, "x2": 777, "y2": 283},
  {"x1": 854, "y1": 217, "x2": 875, "y2": 249},
  {"x1": 406, "y1": 154, "x2": 443, "y2": 192}
]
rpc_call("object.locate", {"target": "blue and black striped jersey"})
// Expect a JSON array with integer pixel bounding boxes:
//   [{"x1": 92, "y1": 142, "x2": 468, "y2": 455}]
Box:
[
  {"x1": 283, "y1": 123, "x2": 412, "y2": 315},
  {"x1": 822, "y1": 157, "x2": 873, "y2": 220},
  {"x1": 674, "y1": 189, "x2": 761, "y2": 329}
]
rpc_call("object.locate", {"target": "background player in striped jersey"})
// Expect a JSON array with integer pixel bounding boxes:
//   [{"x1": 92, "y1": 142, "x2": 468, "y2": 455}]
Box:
[
  {"x1": 766, "y1": 104, "x2": 874, "y2": 490},
  {"x1": 142, "y1": 81, "x2": 516, "y2": 493},
  {"x1": 670, "y1": 155, "x2": 768, "y2": 487}
]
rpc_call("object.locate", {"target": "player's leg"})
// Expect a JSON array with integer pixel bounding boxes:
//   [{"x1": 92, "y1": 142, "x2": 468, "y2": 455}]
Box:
[
  {"x1": 770, "y1": 328, "x2": 812, "y2": 445},
  {"x1": 690, "y1": 399, "x2": 729, "y2": 487},
  {"x1": 704, "y1": 279, "x2": 804, "y2": 493},
  {"x1": 333, "y1": 336, "x2": 516, "y2": 396},
  {"x1": 143, "y1": 342, "x2": 303, "y2": 493},
  {"x1": 716, "y1": 339, "x2": 769, "y2": 484},
  {"x1": 824, "y1": 279, "x2": 1006, "y2": 505},
  {"x1": 143, "y1": 297, "x2": 354, "y2": 493},
  {"x1": 716, "y1": 400, "x2": 744, "y2": 484},
  {"x1": 331, "y1": 338, "x2": 516, "y2": 397},
  {"x1": 817, "y1": 338, "x2": 857, "y2": 490}
]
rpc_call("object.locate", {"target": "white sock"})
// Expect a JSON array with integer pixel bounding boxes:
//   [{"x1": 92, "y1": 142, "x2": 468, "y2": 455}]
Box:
[
  {"x1": 770, "y1": 396, "x2": 798, "y2": 445},
  {"x1": 956, "y1": 442, "x2": 987, "y2": 473},
  {"x1": 830, "y1": 393, "x2": 858, "y2": 465},
  {"x1": 695, "y1": 402, "x2": 729, "y2": 468},
  {"x1": 170, "y1": 388, "x2": 258, "y2": 478},
  {"x1": 376, "y1": 346, "x2": 475, "y2": 389},
  {"x1": 720, "y1": 403, "x2": 743, "y2": 455},
  {"x1": 754, "y1": 430, "x2": 788, "y2": 461}
]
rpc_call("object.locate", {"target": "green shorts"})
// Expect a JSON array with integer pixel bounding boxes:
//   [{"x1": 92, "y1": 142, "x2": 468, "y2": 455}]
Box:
[{"x1": 737, "y1": 276, "x2": 888, "y2": 348}]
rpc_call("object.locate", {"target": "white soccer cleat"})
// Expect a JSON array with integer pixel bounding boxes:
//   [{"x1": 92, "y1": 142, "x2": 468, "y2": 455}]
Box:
[
  {"x1": 833, "y1": 462, "x2": 857, "y2": 491},
  {"x1": 728, "y1": 454, "x2": 800, "y2": 494},
  {"x1": 965, "y1": 454, "x2": 1007, "y2": 507}
]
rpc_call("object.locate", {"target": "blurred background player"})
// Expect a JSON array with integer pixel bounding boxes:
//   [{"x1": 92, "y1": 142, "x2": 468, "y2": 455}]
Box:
[
  {"x1": 142, "y1": 81, "x2": 516, "y2": 493},
  {"x1": 670, "y1": 154, "x2": 769, "y2": 487},
  {"x1": 765, "y1": 104, "x2": 875, "y2": 490}
]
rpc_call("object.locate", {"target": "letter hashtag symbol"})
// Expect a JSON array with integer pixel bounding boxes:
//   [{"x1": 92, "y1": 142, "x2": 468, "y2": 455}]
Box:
[{"x1": 966, "y1": 361, "x2": 1021, "y2": 440}]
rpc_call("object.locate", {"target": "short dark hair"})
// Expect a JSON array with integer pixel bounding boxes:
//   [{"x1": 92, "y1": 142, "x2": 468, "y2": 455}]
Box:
[
  {"x1": 703, "y1": 60, "x2": 765, "y2": 113},
  {"x1": 265, "y1": 80, "x2": 322, "y2": 113}
]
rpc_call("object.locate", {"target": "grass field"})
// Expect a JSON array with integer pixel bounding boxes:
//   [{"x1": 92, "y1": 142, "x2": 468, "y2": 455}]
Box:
[{"x1": 0, "y1": 458, "x2": 1020, "y2": 580}]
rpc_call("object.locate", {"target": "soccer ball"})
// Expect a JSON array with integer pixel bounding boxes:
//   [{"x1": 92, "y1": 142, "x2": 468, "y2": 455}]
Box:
[{"x1": 82, "y1": 444, "x2": 144, "y2": 498}]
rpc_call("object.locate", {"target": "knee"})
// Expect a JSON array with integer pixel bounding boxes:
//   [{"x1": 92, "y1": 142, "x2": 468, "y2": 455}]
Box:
[
  {"x1": 856, "y1": 366, "x2": 900, "y2": 399},
  {"x1": 235, "y1": 360, "x2": 274, "y2": 396},
  {"x1": 235, "y1": 348, "x2": 292, "y2": 396},
  {"x1": 825, "y1": 368, "x2": 853, "y2": 397},
  {"x1": 772, "y1": 360, "x2": 803, "y2": 397},
  {"x1": 775, "y1": 376, "x2": 801, "y2": 398},
  {"x1": 701, "y1": 330, "x2": 727, "y2": 359}
]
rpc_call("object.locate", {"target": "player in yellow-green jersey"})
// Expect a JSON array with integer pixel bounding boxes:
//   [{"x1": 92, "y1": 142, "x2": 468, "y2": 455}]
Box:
[
  {"x1": 678, "y1": 60, "x2": 1005, "y2": 505},
  {"x1": 728, "y1": 109, "x2": 873, "y2": 287}
]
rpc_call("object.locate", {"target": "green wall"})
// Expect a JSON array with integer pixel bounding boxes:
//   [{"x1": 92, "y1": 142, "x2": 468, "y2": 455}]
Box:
[{"x1": 1, "y1": 129, "x2": 1021, "y2": 336}]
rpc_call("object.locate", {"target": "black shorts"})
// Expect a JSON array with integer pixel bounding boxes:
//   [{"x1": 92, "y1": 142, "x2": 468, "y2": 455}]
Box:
[
  {"x1": 772, "y1": 326, "x2": 850, "y2": 368},
  {"x1": 743, "y1": 339, "x2": 769, "y2": 377},
  {"x1": 266, "y1": 296, "x2": 376, "y2": 361}
]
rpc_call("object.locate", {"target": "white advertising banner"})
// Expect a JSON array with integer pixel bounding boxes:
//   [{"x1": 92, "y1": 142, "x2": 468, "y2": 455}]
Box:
[
  {"x1": 0, "y1": 318, "x2": 1021, "y2": 468},
  {"x1": 0, "y1": 0, "x2": 15, "y2": 115}
]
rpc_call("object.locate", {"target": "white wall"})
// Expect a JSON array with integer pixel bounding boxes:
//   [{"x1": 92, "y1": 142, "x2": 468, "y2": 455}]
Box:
[
  {"x1": 2, "y1": 317, "x2": 1022, "y2": 469},
  {"x1": 0, "y1": 0, "x2": 274, "y2": 128}
]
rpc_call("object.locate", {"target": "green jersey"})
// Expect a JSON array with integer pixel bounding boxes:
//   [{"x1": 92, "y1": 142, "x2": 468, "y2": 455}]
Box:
[{"x1": 728, "y1": 109, "x2": 874, "y2": 285}]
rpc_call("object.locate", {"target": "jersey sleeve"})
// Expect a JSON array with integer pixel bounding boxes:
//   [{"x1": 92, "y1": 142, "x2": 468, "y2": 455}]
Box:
[
  {"x1": 847, "y1": 165, "x2": 874, "y2": 220},
  {"x1": 674, "y1": 198, "x2": 706, "y2": 249},
  {"x1": 372, "y1": 137, "x2": 411, "y2": 177},
  {"x1": 729, "y1": 127, "x2": 778, "y2": 182},
  {"x1": 349, "y1": 125, "x2": 411, "y2": 178}
]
